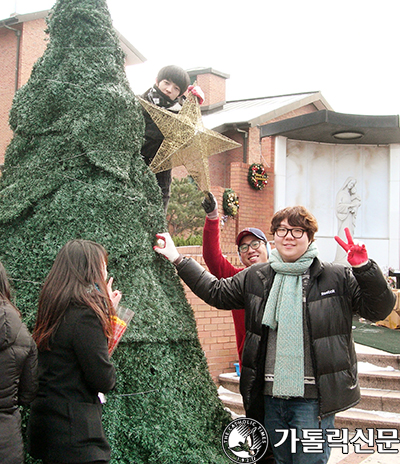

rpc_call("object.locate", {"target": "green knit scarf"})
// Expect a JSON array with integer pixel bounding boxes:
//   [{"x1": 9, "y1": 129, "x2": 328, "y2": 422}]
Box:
[{"x1": 262, "y1": 242, "x2": 319, "y2": 397}]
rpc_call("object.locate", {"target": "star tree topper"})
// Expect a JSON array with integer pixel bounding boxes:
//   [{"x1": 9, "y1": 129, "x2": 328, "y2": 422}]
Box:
[{"x1": 138, "y1": 90, "x2": 241, "y2": 191}]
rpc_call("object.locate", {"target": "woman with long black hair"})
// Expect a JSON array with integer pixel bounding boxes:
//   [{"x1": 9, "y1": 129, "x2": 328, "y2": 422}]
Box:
[{"x1": 28, "y1": 239, "x2": 121, "y2": 464}]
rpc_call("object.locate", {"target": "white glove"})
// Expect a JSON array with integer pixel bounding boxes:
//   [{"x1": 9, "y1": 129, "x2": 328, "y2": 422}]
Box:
[{"x1": 153, "y1": 233, "x2": 180, "y2": 263}]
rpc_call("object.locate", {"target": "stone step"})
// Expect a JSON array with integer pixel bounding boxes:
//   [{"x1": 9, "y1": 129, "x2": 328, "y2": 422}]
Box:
[
  {"x1": 335, "y1": 408, "x2": 400, "y2": 433},
  {"x1": 218, "y1": 386, "x2": 400, "y2": 432},
  {"x1": 219, "y1": 372, "x2": 240, "y2": 393},
  {"x1": 218, "y1": 375, "x2": 400, "y2": 431},
  {"x1": 356, "y1": 351, "x2": 400, "y2": 370},
  {"x1": 218, "y1": 346, "x2": 400, "y2": 432},
  {"x1": 359, "y1": 388, "x2": 400, "y2": 413},
  {"x1": 219, "y1": 366, "x2": 400, "y2": 399},
  {"x1": 218, "y1": 386, "x2": 244, "y2": 416},
  {"x1": 359, "y1": 369, "x2": 400, "y2": 390},
  {"x1": 218, "y1": 382, "x2": 400, "y2": 416}
]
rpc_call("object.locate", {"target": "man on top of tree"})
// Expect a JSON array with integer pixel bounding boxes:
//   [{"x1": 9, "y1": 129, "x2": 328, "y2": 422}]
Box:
[{"x1": 141, "y1": 65, "x2": 190, "y2": 213}]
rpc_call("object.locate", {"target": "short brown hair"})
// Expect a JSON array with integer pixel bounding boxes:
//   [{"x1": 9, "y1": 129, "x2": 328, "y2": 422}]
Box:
[{"x1": 270, "y1": 206, "x2": 318, "y2": 242}]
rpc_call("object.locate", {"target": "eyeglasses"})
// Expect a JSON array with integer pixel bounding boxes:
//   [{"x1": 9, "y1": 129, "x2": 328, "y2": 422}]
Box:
[
  {"x1": 275, "y1": 227, "x2": 305, "y2": 239},
  {"x1": 238, "y1": 240, "x2": 264, "y2": 253}
]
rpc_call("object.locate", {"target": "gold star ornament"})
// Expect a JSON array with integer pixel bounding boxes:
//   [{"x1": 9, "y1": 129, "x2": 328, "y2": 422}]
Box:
[{"x1": 138, "y1": 91, "x2": 241, "y2": 191}]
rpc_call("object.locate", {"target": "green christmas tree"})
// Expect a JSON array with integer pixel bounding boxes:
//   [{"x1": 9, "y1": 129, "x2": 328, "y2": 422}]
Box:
[{"x1": 0, "y1": 0, "x2": 230, "y2": 462}]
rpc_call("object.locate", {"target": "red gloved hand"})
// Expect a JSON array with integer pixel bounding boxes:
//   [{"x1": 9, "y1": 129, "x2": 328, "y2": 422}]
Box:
[
  {"x1": 335, "y1": 227, "x2": 368, "y2": 267},
  {"x1": 188, "y1": 85, "x2": 205, "y2": 105}
]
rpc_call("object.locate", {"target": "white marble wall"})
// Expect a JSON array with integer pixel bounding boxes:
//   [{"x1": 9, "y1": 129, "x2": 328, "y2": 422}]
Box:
[{"x1": 274, "y1": 136, "x2": 400, "y2": 270}]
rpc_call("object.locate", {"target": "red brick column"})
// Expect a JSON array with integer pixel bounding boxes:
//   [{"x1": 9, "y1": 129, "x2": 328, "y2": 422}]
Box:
[
  {"x1": 212, "y1": 162, "x2": 275, "y2": 252},
  {"x1": 177, "y1": 246, "x2": 239, "y2": 382}
]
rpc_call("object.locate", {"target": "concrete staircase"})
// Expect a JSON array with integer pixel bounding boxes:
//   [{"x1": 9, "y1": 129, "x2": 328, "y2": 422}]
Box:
[{"x1": 218, "y1": 344, "x2": 400, "y2": 432}]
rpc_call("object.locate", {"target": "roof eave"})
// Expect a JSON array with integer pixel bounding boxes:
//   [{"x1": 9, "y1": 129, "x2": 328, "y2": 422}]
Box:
[
  {"x1": 114, "y1": 29, "x2": 146, "y2": 65},
  {"x1": 205, "y1": 91, "x2": 333, "y2": 132},
  {"x1": 260, "y1": 110, "x2": 400, "y2": 145},
  {"x1": 0, "y1": 10, "x2": 146, "y2": 66},
  {"x1": 247, "y1": 91, "x2": 333, "y2": 128}
]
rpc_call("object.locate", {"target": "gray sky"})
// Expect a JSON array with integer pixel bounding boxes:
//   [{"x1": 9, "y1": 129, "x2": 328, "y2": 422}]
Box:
[{"x1": 1, "y1": 0, "x2": 399, "y2": 116}]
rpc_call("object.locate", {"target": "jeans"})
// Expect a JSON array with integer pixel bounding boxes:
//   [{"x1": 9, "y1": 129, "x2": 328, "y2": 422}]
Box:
[{"x1": 264, "y1": 395, "x2": 335, "y2": 464}]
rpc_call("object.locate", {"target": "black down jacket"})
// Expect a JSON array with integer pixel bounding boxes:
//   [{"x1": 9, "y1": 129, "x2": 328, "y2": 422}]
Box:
[
  {"x1": 140, "y1": 86, "x2": 182, "y2": 166},
  {"x1": 0, "y1": 302, "x2": 38, "y2": 464},
  {"x1": 177, "y1": 257, "x2": 395, "y2": 418}
]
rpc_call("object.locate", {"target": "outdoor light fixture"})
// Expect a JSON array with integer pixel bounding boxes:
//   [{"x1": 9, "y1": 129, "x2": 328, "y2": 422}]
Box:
[{"x1": 333, "y1": 131, "x2": 364, "y2": 140}]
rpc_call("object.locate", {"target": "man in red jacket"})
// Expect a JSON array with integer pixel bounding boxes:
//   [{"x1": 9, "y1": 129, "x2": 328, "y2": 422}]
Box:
[
  {"x1": 202, "y1": 192, "x2": 271, "y2": 369},
  {"x1": 202, "y1": 192, "x2": 275, "y2": 464}
]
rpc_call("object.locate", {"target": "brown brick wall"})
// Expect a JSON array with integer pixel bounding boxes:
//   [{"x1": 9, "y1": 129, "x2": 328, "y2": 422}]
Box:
[
  {"x1": 208, "y1": 131, "x2": 276, "y2": 250},
  {"x1": 19, "y1": 19, "x2": 47, "y2": 86},
  {"x1": 0, "y1": 18, "x2": 47, "y2": 164},
  {"x1": 229, "y1": 162, "x2": 274, "y2": 240},
  {"x1": 195, "y1": 73, "x2": 226, "y2": 107},
  {"x1": 268, "y1": 103, "x2": 317, "y2": 124},
  {"x1": 208, "y1": 131, "x2": 244, "y2": 188},
  {"x1": 177, "y1": 246, "x2": 241, "y2": 382},
  {"x1": 0, "y1": 24, "x2": 21, "y2": 163}
]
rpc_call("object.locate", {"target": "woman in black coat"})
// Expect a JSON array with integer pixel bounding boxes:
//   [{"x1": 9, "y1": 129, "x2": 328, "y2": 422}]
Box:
[
  {"x1": 28, "y1": 240, "x2": 121, "y2": 464},
  {"x1": 0, "y1": 262, "x2": 38, "y2": 464}
]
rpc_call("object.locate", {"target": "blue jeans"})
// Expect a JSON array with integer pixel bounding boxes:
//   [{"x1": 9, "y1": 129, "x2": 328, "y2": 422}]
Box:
[{"x1": 264, "y1": 395, "x2": 335, "y2": 464}]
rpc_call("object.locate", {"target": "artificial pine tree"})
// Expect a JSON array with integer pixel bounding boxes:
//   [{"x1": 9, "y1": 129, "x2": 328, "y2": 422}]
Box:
[{"x1": 0, "y1": 0, "x2": 231, "y2": 462}]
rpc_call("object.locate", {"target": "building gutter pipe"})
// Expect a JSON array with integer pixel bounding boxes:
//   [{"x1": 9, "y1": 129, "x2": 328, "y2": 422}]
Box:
[
  {"x1": 234, "y1": 126, "x2": 248, "y2": 163},
  {"x1": 4, "y1": 24, "x2": 21, "y2": 93}
]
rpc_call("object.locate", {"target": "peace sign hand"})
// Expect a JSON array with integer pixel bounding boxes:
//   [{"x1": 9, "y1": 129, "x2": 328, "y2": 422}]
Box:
[{"x1": 335, "y1": 227, "x2": 368, "y2": 267}]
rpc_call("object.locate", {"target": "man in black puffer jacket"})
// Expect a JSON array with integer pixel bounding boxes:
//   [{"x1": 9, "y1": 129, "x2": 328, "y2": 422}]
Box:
[{"x1": 154, "y1": 206, "x2": 395, "y2": 464}]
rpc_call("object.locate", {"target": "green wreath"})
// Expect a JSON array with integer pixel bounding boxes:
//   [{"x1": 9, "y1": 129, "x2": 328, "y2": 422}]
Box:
[
  {"x1": 248, "y1": 163, "x2": 268, "y2": 190},
  {"x1": 222, "y1": 188, "x2": 239, "y2": 217}
]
